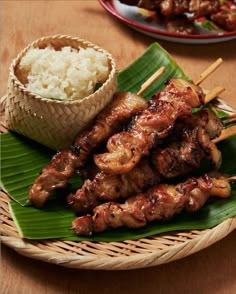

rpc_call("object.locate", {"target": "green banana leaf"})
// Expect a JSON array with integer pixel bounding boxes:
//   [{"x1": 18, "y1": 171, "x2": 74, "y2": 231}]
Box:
[
  {"x1": 1, "y1": 42, "x2": 236, "y2": 241},
  {"x1": 117, "y1": 43, "x2": 189, "y2": 98}
]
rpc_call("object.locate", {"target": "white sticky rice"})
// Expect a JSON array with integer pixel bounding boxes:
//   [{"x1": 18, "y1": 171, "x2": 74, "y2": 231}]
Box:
[{"x1": 19, "y1": 46, "x2": 110, "y2": 101}]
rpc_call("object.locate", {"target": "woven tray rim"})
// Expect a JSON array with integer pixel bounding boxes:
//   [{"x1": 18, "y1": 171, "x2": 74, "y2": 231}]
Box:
[
  {"x1": 1, "y1": 189, "x2": 236, "y2": 270},
  {"x1": 1, "y1": 93, "x2": 236, "y2": 270}
]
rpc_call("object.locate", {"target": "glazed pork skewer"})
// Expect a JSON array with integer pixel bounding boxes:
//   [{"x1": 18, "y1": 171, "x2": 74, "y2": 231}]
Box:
[
  {"x1": 29, "y1": 91, "x2": 148, "y2": 207},
  {"x1": 67, "y1": 108, "x2": 224, "y2": 213},
  {"x1": 28, "y1": 59, "x2": 224, "y2": 207},
  {"x1": 28, "y1": 67, "x2": 165, "y2": 207},
  {"x1": 94, "y1": 77, "x2": 226, "y2": 175},
  {"x1": 68, "y1": 158, "x2": 161, "y2": 213},
  {"x1": 72, "y1": 173, "x2": 234, "y2": 236},
  {"x1": 119, "y1": 1, "x2": 236, "y2": 32},
  {"x1": 119, "y1": 0, "x2": 220, "y2": 18},
  {"x1": 94, "y1": 78, "x2": 205, "y2": 175},
  {"x1": 151, "y1": 108, "x2": 224, "y2": 178}
]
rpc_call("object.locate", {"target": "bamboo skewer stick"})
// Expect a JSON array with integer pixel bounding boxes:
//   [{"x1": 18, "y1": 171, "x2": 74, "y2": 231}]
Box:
[
  {"x1": 194, "y1": 59, "x2": 225, "y2": 104},
  {"x1": 213, "y1": 125, "x2": 236, "y2": 144},
  {"x1": 195, "y1": 58, "x2": 223, "y2": 86},
  {"x1": 228, "y1": 113, "x2": 236, "y2": 119},
  {"x1": 224, "y1": 117, "x2": 236, "y2": 125},
  {"x1": 223, "y1": 113, "x2": 236, "y2": 125},
  {"x1": 135, "y1": 62, "x2": 234, "y2": 143},
  {"x1": 204, "y1": 86, "x2": 225, "y2": 104},
  {"x1": 228, "y1": 176, "x2": 236, "y2": 182},
  {"x1": 137, "y1": 59, "x2": 224, "y2": 99},
  {"x1": 137, "y1": 66, "x2": 166, "y2": 95}
]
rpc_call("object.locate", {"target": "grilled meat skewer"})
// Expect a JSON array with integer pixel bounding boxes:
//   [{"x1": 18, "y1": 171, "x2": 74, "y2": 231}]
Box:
[
  {"x1": 94, "y1": 78, "x2": 204, "y2": 175},
  {"x1": 68, "y1": 108, "x2": 223, "y2": 214},
  {"x1": 210, "y1": 2, "x2": 236, "y2": 32},
  {"x1": 29, "y1": 92, "x2": 147, "y2": 207},
  {"x1": 68, "y1": 158, "x2": 160, "y2": 213},
  {"x1": 119, "y1": 1, "x2": 236, "y2": 32},
  {"x1": 72, "y1": 174, "x2": 231, "y2": 235},
  {"x1": 119, "y1": 0, "x2": 220, "y2": 18},
  {"x1": 152, "y1": 108, "x2": 223, "y2": 178},
  {"x1": 152, "y1": 127, "x2": 222, "y2": 178}
]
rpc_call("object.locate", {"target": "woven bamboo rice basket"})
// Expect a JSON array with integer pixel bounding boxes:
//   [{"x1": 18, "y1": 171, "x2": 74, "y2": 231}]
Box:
[{"x1": 5, "y1": 35, "x2": 117, "y2": 150}]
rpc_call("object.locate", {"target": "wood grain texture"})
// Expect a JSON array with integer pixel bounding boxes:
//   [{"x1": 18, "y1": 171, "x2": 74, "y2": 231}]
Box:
[{"x1": 1, "y1": 1, "x2": 236, "y2": 293}]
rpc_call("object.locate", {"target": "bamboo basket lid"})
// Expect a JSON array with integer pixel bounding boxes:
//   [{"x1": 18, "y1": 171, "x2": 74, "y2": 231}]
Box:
[{"x1": 5, "y1": 35, "x2": 117, "y2": 150}]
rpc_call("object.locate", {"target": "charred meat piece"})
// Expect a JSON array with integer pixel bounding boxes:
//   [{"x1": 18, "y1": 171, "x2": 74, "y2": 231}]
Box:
[
  {"x1": 29, "y1": 149, "x2": 83, "y2": 208},
  {"x1": 179, "y1": 107, "x2": 223, "y2": 140},
  {"x1": 119, "y1": 0, "x2": 189, "y2": 14},
  {"x1": 165, "y1": 15, "x2": 197, "y2": 34},
  {"x1": 29, "y1": 92, "x2": 148, "y2": 207},
  {"x1": 152, "y1": 126, "x2": 222, "y2": 179},
  {"x1": 119, "y1": 0, "x2": 236, "y2": 32},
  {"x1": 189, "y1": 0, "x2": 220, "y2": 18},
  {"x1": 73, "y1": 92, "x2": 148, "y2": 149},
  {"x1": 119, "y1": 0, "x2": 220, "y2": 18},
  {"x1": 210, "y1": 3, "x2": 236, "y2": 31},
  {"x1": 72, "y1": 174, "x2": 231, "y2": 235},
  {"x1": 94, "y1": 78, "x2": 204, "y2": 175},
  {"x1": 68, "y1": 158, "x2": 160, "y2": 213},
  {"x1": 120, "y1": 0, "x2": 162, "y2": 10},
  {"x1": 152, "y1": 107, "x2": 223, "y2": 178},
  {"x1": 68, "y1": 108, "x2": 222, "y2": 214},
  {"x1": 159, "y1": 0, "x2": 190, "y2": 16}
]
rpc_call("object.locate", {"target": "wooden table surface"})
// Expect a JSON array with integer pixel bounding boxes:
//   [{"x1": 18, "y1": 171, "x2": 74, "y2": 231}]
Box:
[{"x1": 1, "y1": 1, "x2": 236, "y2": 294}]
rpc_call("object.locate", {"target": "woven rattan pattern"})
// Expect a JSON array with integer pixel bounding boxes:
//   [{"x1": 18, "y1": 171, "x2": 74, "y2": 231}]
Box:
[
  {"x1": 5, "y1": 35, "x2": 117, "y2": 150},
  {"x1": 1, "y1": 191, "x2": 236, "y2": 270}
]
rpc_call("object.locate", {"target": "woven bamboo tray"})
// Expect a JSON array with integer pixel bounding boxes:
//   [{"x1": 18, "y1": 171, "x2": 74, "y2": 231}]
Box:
[
  {"x1": 1, "y1": 191, "x2": 236, "y2": 270},
  {"x1": 1, "y1": 98, "x2": 236, "y2": 270}
]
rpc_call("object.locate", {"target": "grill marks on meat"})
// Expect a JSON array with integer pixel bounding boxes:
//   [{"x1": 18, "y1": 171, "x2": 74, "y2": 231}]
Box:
[
  {"x1": 210, "y1": 3, "x2": 236, "y2": 31},
  {"x1": 152, "y1": 108, "x2": 223, "y2": 178},
  {"x1": 189, "y1": 0, "x2": 220, "y2": 18},
  {"x1": 165, "y1": 15, "x2": 197, "y2": 34},
  {"x1": 29, "y1": 92, "x2": 148, "y2": 207},
  {"x1": 68, "y1": 108, "x2": 223, "y2": 214},
  {"x1": 152, "y1": 126, "x2": 222, "y2": 178},
  {"x1": 29, "y1": 149, "x2": 83, "y2": 208},
  {"x1": 28, "y1": 74, "x2": 229, "y2": 237},
  {"x1": 158, "y1": 0, "x2": 219, "y2": 18},
  {"x1": 120, "y1": 0, "x2": 162, "y2": 10},
  {"x1": 94, "y1": 78, "x2": 204, "y2": 175},
  {"x1": 119, "y1": 0, "x2": 236, "y2": 32},
  {"x1": 181, "y1": 107, "x2": 223, "y2": 140},
  {"x1": 72, "y1": 174, "x2": 231, "y2": 235},
  {"x1": 74, "y1": 92, "x2": 148, "y2": 149},
  {"x1": 120, "y1": 0, "x2": 220, "y2": 17},
  {"x1": 67, "y1": 158, "x2": 160, "y2": 213}
]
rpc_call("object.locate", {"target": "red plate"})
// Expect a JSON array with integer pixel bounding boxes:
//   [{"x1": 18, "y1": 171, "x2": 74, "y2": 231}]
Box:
[{"x1": 98, "y1": 0, "x2": 236, "y2": 44}]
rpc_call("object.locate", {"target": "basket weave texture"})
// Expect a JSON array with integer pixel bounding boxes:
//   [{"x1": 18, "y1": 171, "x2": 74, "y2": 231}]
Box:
[
  {"x1": 5, "y1": 35, "x2": 117, "y2": 150},
  {"x1": 1, "y1": 191, "x2": 236, "y2": 270},
  {"x1": 1, "y1": 49, "x2": 236, "y2": 270},
  {"x1": 1, "y1": 95, "x2": 236, "y2": 270}
]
